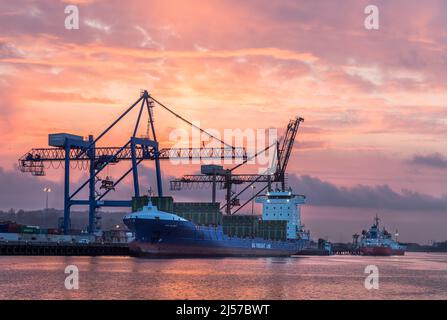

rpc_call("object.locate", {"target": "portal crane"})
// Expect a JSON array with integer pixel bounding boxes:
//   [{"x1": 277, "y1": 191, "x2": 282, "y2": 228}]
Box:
[
  {"x1": 19, "y1": 90, "x2": 246, "y2": 234},
  {"x1": 170, "y1": 117, "x2": 304, "y2": 215}
]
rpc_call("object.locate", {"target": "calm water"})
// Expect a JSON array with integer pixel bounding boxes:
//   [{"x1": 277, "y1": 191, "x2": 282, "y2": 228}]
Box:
[{"x1": 0, "y1": 253, "x2": 446, "y2": 300}]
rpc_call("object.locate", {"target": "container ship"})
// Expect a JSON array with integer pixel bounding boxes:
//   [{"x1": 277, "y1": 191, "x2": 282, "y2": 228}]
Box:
[
  {"x1": 357, "y1": 216, "x2": 406, "y2": 256},
  {"x1": 123, "y1": 188, "x2": 325, "y2": 257}
]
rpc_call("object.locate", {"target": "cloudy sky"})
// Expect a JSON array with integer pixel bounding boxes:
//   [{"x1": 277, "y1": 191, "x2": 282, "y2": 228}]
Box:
[{"x1": 0, "y1": 0, "x2": 446, "y2": 242}]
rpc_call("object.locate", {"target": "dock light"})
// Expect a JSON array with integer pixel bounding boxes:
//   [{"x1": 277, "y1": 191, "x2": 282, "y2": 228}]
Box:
[
  {"x1": 115, "y1": 225, "x2": 120, "y2": 229},
  {"x1": 43, "y1": 187, "x2": 51, "y2": 210}
]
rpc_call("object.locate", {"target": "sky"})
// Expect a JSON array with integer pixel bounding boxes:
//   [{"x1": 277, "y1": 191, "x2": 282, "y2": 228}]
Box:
[{"x1": 0, "y1": 0, "x2": 446, "y2": 243}]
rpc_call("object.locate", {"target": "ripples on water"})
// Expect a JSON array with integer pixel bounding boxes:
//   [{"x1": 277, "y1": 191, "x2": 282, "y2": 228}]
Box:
[{"x1": 0, "y1": 253, "x2": 446, "y2": 300}]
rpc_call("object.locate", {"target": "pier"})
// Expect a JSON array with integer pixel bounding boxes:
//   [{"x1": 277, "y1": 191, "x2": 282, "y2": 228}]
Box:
[
  {"x1": 331, "y1": 243, "x2": 362, "y2": 255},
  {"x1": 332, "y1": 248, "x2": 362, "y2": 255},
  {"x1": 0, "y1": 241, "x2": 129, "y2": 256}
]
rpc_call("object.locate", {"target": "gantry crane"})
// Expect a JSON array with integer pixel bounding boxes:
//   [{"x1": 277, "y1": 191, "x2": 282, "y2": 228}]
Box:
[
  {"x1": 170, "y1": 117, "x2": 304, "y2": 215},
  {"x1": 19, "y1": 90, "x2": 246, "y2": 234}
]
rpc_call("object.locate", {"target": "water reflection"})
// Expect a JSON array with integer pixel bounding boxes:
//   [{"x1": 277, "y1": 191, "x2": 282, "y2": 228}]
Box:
[{"x1": 0, "y1": 253, "x2": 445, "y2": 300}]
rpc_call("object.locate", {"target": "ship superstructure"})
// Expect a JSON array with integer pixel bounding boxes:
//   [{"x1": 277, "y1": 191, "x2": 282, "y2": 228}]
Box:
[{"x1": 256, "y1": 188, "x2": 308, "y2": 240}]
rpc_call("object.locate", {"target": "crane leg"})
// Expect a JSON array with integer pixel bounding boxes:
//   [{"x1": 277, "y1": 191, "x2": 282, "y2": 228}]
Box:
[
  {"x1": 63, "y1": 145, "x2": 71, "y2": 234},
  {"x1": 225, "y1": 174, "x2": 232, "y2": 215},
  {"x1": 154, "y1": 148, "x2": 163, "y2": 197},
  {"x1": 131, "y1": 138, "x2": 140, "y2": 197},
  {"x1": 88, "y1": 135, "x2": 96, "y2": 234},
  {"x1": 212, "y1": 174, "x2": 216, "y2": 203}
]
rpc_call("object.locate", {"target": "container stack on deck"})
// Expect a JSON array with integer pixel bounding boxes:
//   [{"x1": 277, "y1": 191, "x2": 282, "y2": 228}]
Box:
[
  {"x1": 132, "y1": 196, "x2": 174, "y2": 213},
  {"x1": 223, "y1": 215, "x2": 258, "y2": 238},
  {"x1": 173, "y1": 202, "x2": 222, "y2": 226},
  {"x1": 132, "y1": 196, "x2": 223, "y2": 226},
  {"x1": 132, "y1": 197, "x2": 288, "y2": 241},
  {"x1": 223, "y1": 215, "x2": 287, "y2": 240}
]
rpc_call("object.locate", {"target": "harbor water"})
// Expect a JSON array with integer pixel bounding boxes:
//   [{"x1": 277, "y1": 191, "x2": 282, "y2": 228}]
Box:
[{"x1": 0, "y1": 252, "x2": 446, "y2": 300}]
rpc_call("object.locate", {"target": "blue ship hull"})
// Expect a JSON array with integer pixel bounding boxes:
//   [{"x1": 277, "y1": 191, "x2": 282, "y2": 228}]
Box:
[{"x1": 124, "y1": 217, "x2": 310, "y2": 258}]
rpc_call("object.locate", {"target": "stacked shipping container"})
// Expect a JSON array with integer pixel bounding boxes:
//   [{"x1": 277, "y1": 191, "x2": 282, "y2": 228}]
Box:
[
  {"x1": 132, "y1": 197, "x2": 222, "y2": 226},
  {"x1": 223, "y1": 215, "x2": 287, "y2": 241},
  {"x1": 131, "y1": 197, "x2": 288, "y2": 241},
  {"x1": 132, "y1": 196, "x2": 174, "y2": 213},
  {"x1": 0, "y1": 221, "x2": 62, "y2": 235},
  {"x1": 173, "y1": 203, "x2": 222, "y2": 226}
]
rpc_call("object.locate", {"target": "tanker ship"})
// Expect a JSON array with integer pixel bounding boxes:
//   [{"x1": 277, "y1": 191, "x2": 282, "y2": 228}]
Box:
[
  {"x1": 123, "y1": 188, "x2": 321, "y2": 257},
  {"x1": 358, "y1": 215, "x2": 406, "y2": 256}
]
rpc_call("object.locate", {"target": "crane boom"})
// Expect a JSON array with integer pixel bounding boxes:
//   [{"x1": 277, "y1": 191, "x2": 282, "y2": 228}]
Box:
[
  {"x1": 18, "y1": 90, "x2": 247, "y2": 234},
  {"x1": 169, "y1": 116, "x2": 304, "y2": 214},
  {"x1": 275, "y1": 117, "x2": 304, "y2": 189},
  {"x1": 19, "y1": 146, "x2": 245, "y2": 167}
]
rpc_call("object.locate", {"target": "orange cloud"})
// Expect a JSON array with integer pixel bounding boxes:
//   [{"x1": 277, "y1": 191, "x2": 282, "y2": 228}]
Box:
[{"x1": 0, "y1": 0, "x2": 446, "y2": 200}]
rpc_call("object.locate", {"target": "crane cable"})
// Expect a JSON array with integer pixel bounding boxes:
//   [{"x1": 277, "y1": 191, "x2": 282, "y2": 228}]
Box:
[{"x1": 149, "y1": 95, "x2": 235, "y2": 150}]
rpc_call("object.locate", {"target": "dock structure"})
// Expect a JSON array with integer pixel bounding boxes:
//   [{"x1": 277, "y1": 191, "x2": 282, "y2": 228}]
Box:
[
  {"x1": 18, "y1": 90, "x2": 247, "y2": 235},
  {"x1": 0, "y1": 241, "x2": 129, "y2": 256},
  {"x1": 331, "y1": 243, "x2": 362, "y2": 255},
  {"x1": 332, "y1": 248, "x2": 362, "y2": 255}
]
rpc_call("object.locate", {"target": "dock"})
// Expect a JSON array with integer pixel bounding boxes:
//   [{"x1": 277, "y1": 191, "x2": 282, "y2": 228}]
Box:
[
  {"x1": 0, "y1": 241, "x2": 129, "y2": 256},
  {"x1": 332, "y1": 248, "x2": 362, "y2": 255},
  {"x1": 331, "y1": 243, "x2": 362, "y2": 255}
]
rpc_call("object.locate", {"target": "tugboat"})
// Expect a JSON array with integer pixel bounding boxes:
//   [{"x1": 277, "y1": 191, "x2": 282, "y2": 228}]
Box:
[{"x1": 358, "y1": 215, "x2": 406, "y2": 256}]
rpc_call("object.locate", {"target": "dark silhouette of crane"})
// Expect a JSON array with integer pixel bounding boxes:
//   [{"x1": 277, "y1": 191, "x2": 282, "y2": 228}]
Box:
[
  {"x1": 19, "y1": 90, "x2": 246, "y2": 234},
  {"x1": 170, "y1": 117, "x2": 304, "y2": 215}
]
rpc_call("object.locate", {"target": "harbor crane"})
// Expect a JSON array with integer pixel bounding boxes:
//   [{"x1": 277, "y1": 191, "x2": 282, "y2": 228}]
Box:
[
  {"x1": 170, "y1": 117, "x2": 304, "y2": 215},
  {"x1": 19, "y1": 90, "x2": 246, "y2": 234}
]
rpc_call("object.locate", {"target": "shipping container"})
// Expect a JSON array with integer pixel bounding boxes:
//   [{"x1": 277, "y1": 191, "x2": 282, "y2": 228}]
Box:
[
  {"x1": 132, "y1": 198, "x2": 224, "y2": 226},
  {"x1": 1, "y1": 221, "x2": 22, "y2": 233},
  {"x1": 47, "y1": 228, "x2": 61, "y2": 235},
  {"x1": 151, "y1": 196, "x2": 174, "y2": 212},
  {"x1": 19, "y1": 225, "x2": 40, "y2": 233},
  {"x1": 173, "y1": 202, "x2": 222, "y2": 226},
  {"x1": 0, "y1": 224, "x2": 8, "y2": 233},
  {"x1": 132, "y1": 196, "x2": 149, "y2": 212},
  {"x1": 223, "y1": 215, "x2": 259, "y2": 225},
  {"x1": 132, "y1": 196, "x2": 175, "y2": 212},
  {"x1": 222, "y1": 215, "x2": 260, "y2": 238},
  {"x1": 7, "y1": 224, "x2": 21, "y2": 233},
  {"x1": 21, "y1": 227, "x2": 40, "y2": 234},
  {"x1": 222, "y1": 217, "x2": 287, "y2": 241}
]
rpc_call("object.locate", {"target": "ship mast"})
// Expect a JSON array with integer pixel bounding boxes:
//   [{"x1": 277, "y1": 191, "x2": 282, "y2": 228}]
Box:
[{"x1": 374, "y1": 214, "x2": 380, "y2": 228}]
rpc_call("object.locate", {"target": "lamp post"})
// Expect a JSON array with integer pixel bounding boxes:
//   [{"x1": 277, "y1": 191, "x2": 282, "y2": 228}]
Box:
[
  {"x1": 43, "y1": 187, "x2": 51, "y2": 210},
  {"x1": 251, "y1": 185, "x2": 256, "y2": 215}
]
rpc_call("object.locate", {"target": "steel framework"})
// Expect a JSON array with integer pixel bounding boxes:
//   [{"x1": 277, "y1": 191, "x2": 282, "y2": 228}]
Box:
[
  {"x1": 19, "y1": 90, "x2": 246, "y2": 234},
  {"x1": 170, "y1": 117, "x2": 304, "y2": 215}
]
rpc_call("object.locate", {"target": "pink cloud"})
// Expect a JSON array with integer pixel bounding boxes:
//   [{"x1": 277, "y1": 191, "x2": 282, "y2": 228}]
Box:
[{"x1": 0, "y1": 0, "x2": 446, "y2": 234}]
